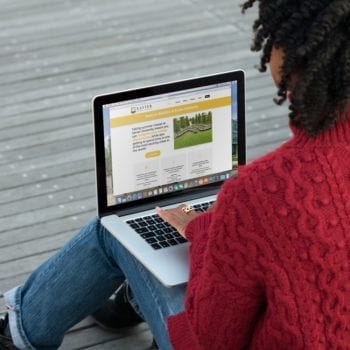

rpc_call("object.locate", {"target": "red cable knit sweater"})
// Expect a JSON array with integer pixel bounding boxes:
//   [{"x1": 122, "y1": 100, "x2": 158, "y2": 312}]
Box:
[{"x1": 168, "y1": 112, "x2": 350, "y2": 349}]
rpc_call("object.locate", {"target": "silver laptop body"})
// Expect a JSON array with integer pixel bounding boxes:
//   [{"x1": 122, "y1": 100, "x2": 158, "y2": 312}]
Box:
[{"x1": 93, "y1": 70, "x2": 245, "y2": 286}]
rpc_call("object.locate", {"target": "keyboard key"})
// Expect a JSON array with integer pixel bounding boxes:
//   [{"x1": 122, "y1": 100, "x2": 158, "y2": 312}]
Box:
[
  {"x1": 146, "y1": 238, "x2": 157, "y2": 244},
  {"x1": 141, "y1": 232, "x2": 156, "y2": 239},
  {"x1": 165, "y1": 233, "x2": 174, "y2": 239},
  {"x1": 168, "y1": 239, "x2": 178, "y2": 246},
  {"x1": 176, "y1": 237, "x2": 187, "y2": 244},
  {"x1": 154, "y1": 230, "x2": 164, "y2": 236},
  {"x1": 157, "y1": 236, "x2": 166, "y2": 242},
  {"x1": 160, "y1": 241, "x2": 170, "y2": 248},
  {"x1": 151, "y1": 243, "x2": 162, "y2": 250},
  {"x1": 135, "y1": 227, "x2": 149, "y2": 234},
  {"x1": 138, "y1": 221, "x2": 148, "y2": 227}
]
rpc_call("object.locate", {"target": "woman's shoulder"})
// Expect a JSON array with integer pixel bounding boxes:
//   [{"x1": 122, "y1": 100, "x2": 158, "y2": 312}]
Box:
[
  {"x1": 227, "y1": 141, "x2": 292, "y2": 179},
  {"x1": 221, "y1": 140, "x2": 315, "y2": 201}
]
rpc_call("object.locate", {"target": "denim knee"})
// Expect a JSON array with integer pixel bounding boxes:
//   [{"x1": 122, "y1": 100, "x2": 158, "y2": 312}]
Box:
[
  {"x1": 17, "y1": 216, "x2": 123, "y2": 349},
  {"x1": 91, "y1": 217, "x2": 120, "y2": 270}
]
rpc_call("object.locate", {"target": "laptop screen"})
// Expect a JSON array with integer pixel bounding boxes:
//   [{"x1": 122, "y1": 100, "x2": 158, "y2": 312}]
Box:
[{"x1": 93, "y1": 71, "x2": 245, "y2": 216}]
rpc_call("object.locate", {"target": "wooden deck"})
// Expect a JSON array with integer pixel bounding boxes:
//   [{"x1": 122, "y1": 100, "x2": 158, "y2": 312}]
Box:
[{"x1": 0, "y1": 0, "x2": 290, "y2": 348}]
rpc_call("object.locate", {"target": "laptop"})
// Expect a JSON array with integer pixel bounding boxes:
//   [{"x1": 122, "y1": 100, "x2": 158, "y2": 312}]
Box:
[{"x1": 92, "y1": 70, "x2": 246, "y2": 287}]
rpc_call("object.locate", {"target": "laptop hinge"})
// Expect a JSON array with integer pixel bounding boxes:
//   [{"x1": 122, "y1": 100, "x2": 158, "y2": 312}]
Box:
[{"x1": 107, "y1": 189, "x2": 218, "y2": 217}]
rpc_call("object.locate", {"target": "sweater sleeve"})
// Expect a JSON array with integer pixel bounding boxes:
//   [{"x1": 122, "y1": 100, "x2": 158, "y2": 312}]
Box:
[
  {"x1": 167, "y1": 178, "x2": 265, "y2": 350},
  {"x1": 184, "y1": 211, "x2": 213, "y2": 277}
]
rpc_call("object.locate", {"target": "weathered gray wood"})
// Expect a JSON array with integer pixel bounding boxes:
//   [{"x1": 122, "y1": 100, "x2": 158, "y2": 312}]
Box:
[
  {"x1": 0, "y1": 197, "x2": 96, "y2": 233},
  {"x1": 0, "y1": 158, "x2": 93, "y2": 191},
  {"x1": 0, "y1": 53, "x2": 257, "y2": 118},
  {"x1": 0, "y1": 183, "x2": 94, "y2": 218},
  {"x1": 0, "y1": 171, "x2": 94, "y2": 205},
  {"x1": 61, "y1": 323, "x2": 153, "y2": 350},
  {"x1": 0, "y1": 124, "x2": 91, "y2": 152},
  {"x1": 0, "y1": 0, "x2": 291, "y2": 348},
  {"x1": 0, "y1": 251, "x2": 56, "y2": 281},
  {"x1": 0, "y1": 147, "x2": 92, "y2": 177},
  {"x1": 0, "y1": 211, "x2": 94, "y2": 249},
  {"x1": 0, "y1": 230, "x2": 76, "y2": 264},
  {"x1": 0, "y1": 113, "x2": 88, "y2": 143}
]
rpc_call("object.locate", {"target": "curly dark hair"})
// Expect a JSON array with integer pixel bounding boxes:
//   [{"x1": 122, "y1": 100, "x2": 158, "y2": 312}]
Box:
[{"x1": 242, "y1": 0, "x2": 350, "y2": 136}]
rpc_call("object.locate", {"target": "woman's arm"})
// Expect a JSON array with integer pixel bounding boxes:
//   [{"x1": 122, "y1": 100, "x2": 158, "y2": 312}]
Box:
[{"x1": 158, "y1": 179, "x2": 266, "y2": 349}]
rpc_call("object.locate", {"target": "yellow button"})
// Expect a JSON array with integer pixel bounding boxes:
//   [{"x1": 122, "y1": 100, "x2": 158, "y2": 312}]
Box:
[{"x1": 145, "y1": 150, "x2": 161, "y2": 158}]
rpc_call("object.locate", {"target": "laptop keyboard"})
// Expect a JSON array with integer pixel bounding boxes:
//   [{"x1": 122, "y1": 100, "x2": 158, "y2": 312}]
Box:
[{"x1": 126, "y1": 201, "x2": 214, "y2": 250}]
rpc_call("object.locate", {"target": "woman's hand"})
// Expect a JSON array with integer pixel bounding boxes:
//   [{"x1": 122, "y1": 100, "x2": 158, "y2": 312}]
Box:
[{"x1": 155, "y1": 204, "x2": 201, "y2": 238}]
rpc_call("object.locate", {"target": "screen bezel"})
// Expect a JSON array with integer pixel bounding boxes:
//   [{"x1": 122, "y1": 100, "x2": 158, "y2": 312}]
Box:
[{"x1": 93, "y1": 70, "x2": 246, "y2": 217}]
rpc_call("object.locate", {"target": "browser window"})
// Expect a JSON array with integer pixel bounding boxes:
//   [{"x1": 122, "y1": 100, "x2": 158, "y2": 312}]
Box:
[{"x1": 102, "y1": 81, "x2": 238, "y2": 206}]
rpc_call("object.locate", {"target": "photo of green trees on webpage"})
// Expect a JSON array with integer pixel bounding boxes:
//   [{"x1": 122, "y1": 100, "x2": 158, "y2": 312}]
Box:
[{"x1": 173, "y1": 111, "x2": 213, "y2": 149}]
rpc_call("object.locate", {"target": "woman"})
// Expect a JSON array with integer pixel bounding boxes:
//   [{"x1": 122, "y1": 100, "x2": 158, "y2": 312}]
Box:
[{"x1": 1, "y1": 0, "x2": 350, "y2": 349}]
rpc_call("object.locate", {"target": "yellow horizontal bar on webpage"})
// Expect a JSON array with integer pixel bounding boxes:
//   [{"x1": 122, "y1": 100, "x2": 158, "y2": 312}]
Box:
[
  {"x1": 110, "y1": 96, "x2": 232, "y2": 128},
  {"x1": 145, "y1": 150, "x2": 161, "y2": 158}
]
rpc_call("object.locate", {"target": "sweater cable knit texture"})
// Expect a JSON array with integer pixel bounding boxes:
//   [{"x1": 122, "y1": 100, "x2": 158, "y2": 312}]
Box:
[{"x1": 168, "y1": 111, "x2": 350, "y2": 349}]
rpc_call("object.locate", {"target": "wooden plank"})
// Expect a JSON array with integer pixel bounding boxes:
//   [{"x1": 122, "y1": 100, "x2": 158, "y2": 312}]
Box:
[
  {"x1": 0, "y1": 10, "x2": 232, "y2": 59},
  {"x1": 0, "y1": 211, "x2": 94, "y2": 249},
  {"x1": 0, "y1": 197, "x2": 96, "y2": 234},
  {"x1": 0, "y1": 171, "x2": 94, "y2": 205},
  {"x1": 0, "y1": 251, "x2": 57, "y2": 281},
  {"x1": 0, "y1": 147, "x2": 92, "y2": 177},
  {"x1": 0, "y1": 1, "x2": 195, "y2": 36},
  {"x1": 61, "y1": 323, "x2": 152, "y2": 350},
  {"x1": 0, "y1": 158, "x2": 93, "y2": 191},
  {"x1": 0, "y1": 20, "x2": 240, "y2": 64},
  {"x1": 0, "y1": 36, "x2": 248, "y2": 100},
  {"x1": 0, "y1": 230, "x2": 76, "y2": 264},
  {"x1": 0, "y1": 41, "x2": 254, "y2": 102},
  {"x1": 0, "y1": 124, "x2": 91, "y2": 153},
  {"x1": 0, "y1": 113, "x2": 88, "y2": 142},
  {"x1": 0, "y1": 136, "x2": 93, "y2": 167},
  {"x1": 0, "y1": 183, "x2": 94, "y2": 218}
]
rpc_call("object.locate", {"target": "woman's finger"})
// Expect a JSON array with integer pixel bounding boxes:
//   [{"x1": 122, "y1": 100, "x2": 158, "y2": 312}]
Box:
[{"x1": 155, "y1": 205, "x2": 200, "y2": 237}]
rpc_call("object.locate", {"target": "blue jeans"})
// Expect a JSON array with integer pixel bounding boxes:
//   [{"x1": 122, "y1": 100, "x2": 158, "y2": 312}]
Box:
[{"x1": 4, "y1": 217, "x2": 186, "y2": 350}]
